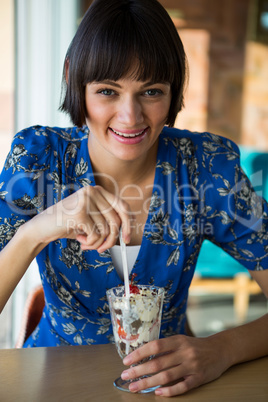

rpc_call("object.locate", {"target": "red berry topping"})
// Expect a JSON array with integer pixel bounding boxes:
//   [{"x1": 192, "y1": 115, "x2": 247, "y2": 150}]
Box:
[
  {"x1": 117, "y1": 324, "x2": 138, "y2": 341},
  {"x1": 129, "y1": 273, "x2": 140, "y2": 294},
  {"x1": 129, "y1": 284, "x2": 140, "y2": 294}
]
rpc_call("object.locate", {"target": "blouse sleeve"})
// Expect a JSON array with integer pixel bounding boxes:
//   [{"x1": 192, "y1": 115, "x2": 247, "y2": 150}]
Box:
[
  {"x1": 0, "y1": 126, "x2": 51, "y2": 250},
  {"x1": 201, "y1": 133, "x2": 268, "y2": 271}
]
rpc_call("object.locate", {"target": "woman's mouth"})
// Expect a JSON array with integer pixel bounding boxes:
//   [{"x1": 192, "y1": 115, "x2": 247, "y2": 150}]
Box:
[
  {"x1": 108, "y1": 127, "x2": 149, "y2": 144},
  {"x1": 109, "y1": 127, "x2": 148, "y2": 138}
]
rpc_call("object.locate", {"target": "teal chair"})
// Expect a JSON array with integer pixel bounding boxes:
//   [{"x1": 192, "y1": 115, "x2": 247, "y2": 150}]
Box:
[{"x1": 190, "y1": 147, "x2": 268, "y2": 323}]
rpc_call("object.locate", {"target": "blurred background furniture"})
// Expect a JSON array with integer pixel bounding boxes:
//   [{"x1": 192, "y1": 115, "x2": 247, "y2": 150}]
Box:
[
  {"x1": 15, "y1": 285, "x2": 45, "y2": 348},
  {"x1": 190, "y1": 147, "x2": 268, "y2": 323}
]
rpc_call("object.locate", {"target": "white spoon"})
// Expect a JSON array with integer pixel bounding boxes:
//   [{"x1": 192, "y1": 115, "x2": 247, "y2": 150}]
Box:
[{"x1": 119, "y1": 229, "x2": 130, "y2": 298}]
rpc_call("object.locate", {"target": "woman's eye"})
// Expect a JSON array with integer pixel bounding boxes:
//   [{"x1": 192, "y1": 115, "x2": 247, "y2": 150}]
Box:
[
  {"x1": 99, "y1": 89, "x2": 115, "y2": 96},
  {"x1": 144, "y1": 89, "x2": 163, "y2": 96}
]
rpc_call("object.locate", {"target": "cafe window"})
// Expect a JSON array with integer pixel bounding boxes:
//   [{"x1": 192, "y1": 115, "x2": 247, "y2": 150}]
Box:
[
  {"x1": 253, "y1": 0, "x2": 268, "y2": 43},
  {"x1": 5, "y1": 0, "x2": 80, "y2": 348}
]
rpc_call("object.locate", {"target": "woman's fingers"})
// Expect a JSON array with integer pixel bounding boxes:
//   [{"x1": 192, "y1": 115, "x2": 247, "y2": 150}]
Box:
[
  {"x1": 121, "y1": 335, "x2": 228, "y2": 396},
  {"x1": 68, "y1": 185, "x2": 133, "y2": 251},
  {"x1": 37, "y1": 183, "x2": 133, "y2": 250},
  {"x1": 40, "y1": 185, "x2": 134, "y2": 251},
  {"x1": 126, "y1": 365, "x2": 196, "y2": 396},
  {"x1": 96, "y1": 186, "x2": 133, "y2": 244},
  {"x1": 122, "y1": 351, "x2": 177, "y2": 380},
  {"x1": 123, "y1": 337, "x2": 174, "y2": 366},
  {"x1": 122, "y1": 356, "x2": 201, "y2": 396},
  {"x1": 155, "y1": 376, "x2": 198, "y2": 397}
]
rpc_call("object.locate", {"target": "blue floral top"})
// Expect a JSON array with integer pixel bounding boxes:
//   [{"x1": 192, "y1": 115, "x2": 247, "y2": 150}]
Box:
[{"x1": 0, "y1": 125, "x2": 267, "y2": 347}]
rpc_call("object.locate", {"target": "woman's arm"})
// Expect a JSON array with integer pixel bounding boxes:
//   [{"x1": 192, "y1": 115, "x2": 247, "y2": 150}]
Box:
[
  {"x1": 0, "y1": 218, "x2": 48, "y2": 313},
  {"x1": 0, "y1": 184, "x2": 132, "y2": 313},
  {"x1": 121, "y1": 270, "x2": 268, "y2": 397}
]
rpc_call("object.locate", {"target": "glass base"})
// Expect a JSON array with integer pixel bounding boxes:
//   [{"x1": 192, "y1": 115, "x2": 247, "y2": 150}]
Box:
[{"x1": 114, "y1": 376, "x2": 160, "y2": 393}]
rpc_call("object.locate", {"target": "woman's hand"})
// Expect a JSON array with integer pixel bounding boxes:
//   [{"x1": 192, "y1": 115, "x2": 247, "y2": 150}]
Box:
[
  {"x1": 121, "y1": 334, "x2": 230, "y2": 397},
  {"x1": 31, "y1": 185, "x2": 133, "y2": 252}
]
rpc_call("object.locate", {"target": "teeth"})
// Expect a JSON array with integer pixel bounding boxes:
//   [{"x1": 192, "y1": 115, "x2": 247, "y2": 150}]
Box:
[{"x1": 111, "y1": 128, "x2": 145, "y2": 137}]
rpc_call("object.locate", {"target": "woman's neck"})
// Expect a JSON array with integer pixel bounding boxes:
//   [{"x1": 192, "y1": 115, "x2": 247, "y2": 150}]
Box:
[
  {"x1": 88, "y1": 137, "x2": 159, "y2": 191},
  {"x1": 87, "y1": 136, "x2": 159, "y2": 246}
]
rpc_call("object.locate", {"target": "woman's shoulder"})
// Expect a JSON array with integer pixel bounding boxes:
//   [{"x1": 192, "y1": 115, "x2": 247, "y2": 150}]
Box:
[
  {"x1": 9, "y1": 125, "x2": 88, "y2": 162},
  {"x1": 13, "y1": 125, "x2": 88, "y2": 150},
  {"x1": 161, "y1": 127, "x2": 240, "y2": 167},
  {"x1": 162, "y1": 126, "x2": 239, "y2": 153},
  {"x1": 4, "y1": 125, "x2": 89, "y2": 174}
]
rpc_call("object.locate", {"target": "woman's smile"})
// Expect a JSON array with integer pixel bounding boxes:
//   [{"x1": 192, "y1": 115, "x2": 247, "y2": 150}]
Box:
[
  {"x1": 108, "y1": 127, "x2": 149, "y2": 144},
  {"x1": 85, "y1": 75, "x2": 171, "y2": 165},
  {"x1": 109, "y1": 127, "x2": 148, "y2": 137}
]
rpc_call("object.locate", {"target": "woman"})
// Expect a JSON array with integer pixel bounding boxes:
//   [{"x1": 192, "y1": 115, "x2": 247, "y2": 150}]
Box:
[{"x1": 0, "y1": 0, "x2": 267, "y2": 397}]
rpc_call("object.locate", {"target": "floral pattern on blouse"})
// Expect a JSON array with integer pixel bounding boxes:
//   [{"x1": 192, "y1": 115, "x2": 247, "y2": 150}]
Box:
[{"x1": 0, "y1": 125, "x2": 267, "y2": 347}]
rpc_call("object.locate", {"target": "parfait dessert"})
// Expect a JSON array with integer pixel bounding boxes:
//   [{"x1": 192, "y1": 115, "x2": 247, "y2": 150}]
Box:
[{"x1": 107, "y1": 284, "x2": 164, "y2": 360}]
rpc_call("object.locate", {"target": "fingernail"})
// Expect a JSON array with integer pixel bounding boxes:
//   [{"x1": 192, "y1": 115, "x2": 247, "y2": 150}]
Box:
[
  {"x1": 155, "y1": 388, "x2": 163, "y2": 396},
  {"x1": 129, "y1": 382, "x2": 138, "y2": 392},
  {"x1": 123, "y1": 355, "x2": 132, "y2": 365},
  {"x1": 123, "y1": 234, "x2": 130, "y2": 244},
  {"x1": 121, "y1": 370, "x2": 129, "y2": 380}
]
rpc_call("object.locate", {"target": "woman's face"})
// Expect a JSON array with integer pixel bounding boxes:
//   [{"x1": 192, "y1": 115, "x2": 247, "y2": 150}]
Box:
[{"x1": 85, "y1": 74, "x2": 171, "y2": 163}]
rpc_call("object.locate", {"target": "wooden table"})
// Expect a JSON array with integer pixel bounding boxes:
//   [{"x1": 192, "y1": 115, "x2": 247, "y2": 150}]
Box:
[{"x1": 0, "y1": 344, "x2": 267, "y2": 401}]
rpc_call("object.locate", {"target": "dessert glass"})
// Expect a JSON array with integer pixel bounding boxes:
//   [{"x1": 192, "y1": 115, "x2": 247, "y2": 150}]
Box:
[{"x1": 107, "y1": 285, "x2": 165, "y2": 393}]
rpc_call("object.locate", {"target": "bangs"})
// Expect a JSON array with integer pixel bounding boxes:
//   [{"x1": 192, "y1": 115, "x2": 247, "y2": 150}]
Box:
[
  {"x1": 82, "y1": 11, "x2": 175, "y2": 85},
  {"x1": 61, "y1": 0, "x2": 187, "y2": 128}
]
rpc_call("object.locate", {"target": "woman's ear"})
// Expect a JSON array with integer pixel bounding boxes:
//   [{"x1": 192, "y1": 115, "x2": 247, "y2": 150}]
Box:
[{"x1": 65, "y1": 57, "x2": 70, "y2": 84}]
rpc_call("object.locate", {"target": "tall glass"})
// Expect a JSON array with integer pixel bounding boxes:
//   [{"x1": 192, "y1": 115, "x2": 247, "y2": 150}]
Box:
[{"x1": 107, "y1": 285, "x2": 165, "y2": 393}]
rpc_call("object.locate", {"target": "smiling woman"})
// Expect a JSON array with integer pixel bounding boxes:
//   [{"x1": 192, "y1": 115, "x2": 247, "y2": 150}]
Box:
[
  {"x1": 84, "y1": 78, "x2": 171, "y2": 165},
  {"x1": 60, "y1": 0, "x2": 187, "y2": 128},
  {"x1": 0, "y1": 0, "x2": 268, "y2": 398}
]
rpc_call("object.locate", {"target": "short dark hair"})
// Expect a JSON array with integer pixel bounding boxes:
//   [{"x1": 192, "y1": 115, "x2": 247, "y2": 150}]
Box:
[{"x1": 60, "y1": 0, "x2": 188, "y2": 128}]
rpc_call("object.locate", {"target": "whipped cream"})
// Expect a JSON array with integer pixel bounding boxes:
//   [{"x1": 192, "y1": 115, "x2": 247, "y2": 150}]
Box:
[{"x1": 108, "y1": 285, "x2": 164, "y2": 359}]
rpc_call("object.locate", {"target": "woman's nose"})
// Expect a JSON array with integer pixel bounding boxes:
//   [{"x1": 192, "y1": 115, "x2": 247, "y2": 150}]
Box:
[{"x1": 117, "y1": 97, "x2": 144, "y2": 126}]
